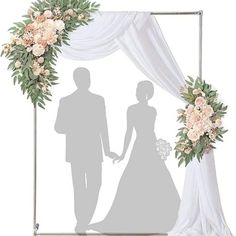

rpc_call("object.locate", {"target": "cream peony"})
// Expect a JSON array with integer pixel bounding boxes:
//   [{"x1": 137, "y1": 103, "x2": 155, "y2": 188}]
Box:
[
  {"x1": 54, "y1": 20, "x2": 65, "y2": 32},
  {"x1": 187, "y1": 129, "x2": 200, "y2": 142},
  {"x1": 195, "y1": 96, "x2": 207, "y2": 108},
  {"x1": 33, "y1": 33, "x2": 42, "y2": 44},
  {"x1": 43, "y1": 10, "x2": 53, "y2": 18},
  {"x1": 33, "y1": 67, "x2": 42, "y2": 76},
  {"x1": 43, "y1": 31, "x2": 58, "y2": 45},
  {"x1": 32, "y1": 43, "x2": 45, "y2": 57},
  {"x1": 43, "y1": 19, "x2": 56, "y2": 32}
]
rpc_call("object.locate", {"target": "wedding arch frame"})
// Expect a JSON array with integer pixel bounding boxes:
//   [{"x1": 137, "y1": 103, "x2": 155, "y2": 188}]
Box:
[{"x1": 32, "y1": 10, "x2": 203, "y2": 236}]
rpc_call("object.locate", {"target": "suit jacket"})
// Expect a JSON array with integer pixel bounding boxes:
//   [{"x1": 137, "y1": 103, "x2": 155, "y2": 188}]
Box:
[{"x1": 55, "y1": 91, "x2": 108, "y2": 163}]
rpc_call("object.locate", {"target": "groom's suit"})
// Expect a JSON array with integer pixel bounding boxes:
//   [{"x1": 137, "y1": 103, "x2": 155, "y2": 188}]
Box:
[{"x1": 55, "y1": 90, "x2": 110, "y2": 231}]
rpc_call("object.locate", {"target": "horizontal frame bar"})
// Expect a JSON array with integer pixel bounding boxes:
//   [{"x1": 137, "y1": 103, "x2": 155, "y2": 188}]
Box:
[
  {"x1": 151, "y1": 10, "x2": 203, "y2": 15},
  {"x1": 36, "y1": 234, "x2": 167, "y2": 236}
]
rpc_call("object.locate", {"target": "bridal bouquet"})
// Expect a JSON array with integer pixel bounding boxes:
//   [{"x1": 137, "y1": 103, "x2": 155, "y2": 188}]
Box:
[
  {"x1": 1, "y1": 0, "x2": 99, "y2": 108},
  {"x1": 175, "y1": 77, "x2": 228, "y2": 167}
]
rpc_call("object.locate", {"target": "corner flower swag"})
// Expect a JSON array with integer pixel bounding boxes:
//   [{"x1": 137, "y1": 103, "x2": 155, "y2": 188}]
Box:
[
  {"x1": 1, "y1": 0, "x2": 99, "y2": 108},
  {"x1": 175, "y1": 77, "x2": 228, "y2": 167}
]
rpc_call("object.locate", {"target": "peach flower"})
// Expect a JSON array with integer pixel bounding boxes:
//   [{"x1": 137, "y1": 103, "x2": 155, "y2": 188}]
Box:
[
  {"x1": 187, "y1": 129, "x2": 200, "y2": 142},
  {"x1": 25, "y1": 23, "x2": 35, "y2": 32},
  {"x1": 185, "y1": 104, "x2": 194, "y2": 115},
  {"x1": 43, "y1": 31, "x2": 58, "y2": 45},
  {"x1": 188, "y1": 110, "x2": 202, "y2": 124},
  {"x1": 195, "y1": 96, "x2": 207, "y2": 108},
  {"x1": 202, "y1": 105, "x2": 214, "y2": 117},
  {"x1": 36, "y1": 15, "x2": 46, "y2": 22}
]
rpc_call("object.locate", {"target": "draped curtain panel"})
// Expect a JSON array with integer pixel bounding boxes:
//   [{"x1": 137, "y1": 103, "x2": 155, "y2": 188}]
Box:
[{"x1": 61, "y1": 11, "x2": 233, "y2": 236}]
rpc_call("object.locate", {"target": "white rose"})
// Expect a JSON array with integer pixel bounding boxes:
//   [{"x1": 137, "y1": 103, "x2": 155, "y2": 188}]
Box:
[
  {"x1": 78, "y1": 13, "x2": 85, "y2": 20},
  {"x1": 44, "y1": 69, "x2": 50, "y2": 76},
  {"x1": 26, "y1": 47, "x2": 32, "y2": 52},
  {"x1": 183, "y1": 128, "x2": 188, "y2": 134},
  {"x1": 68, "y1": 9, "x2": 74, "y2": 16},
  {"x1": 65, "y1": 16, "x2": 71, "y2": 21},
  {"x1": 15, "y1": 60, "x2": 22, "y2": 68},
  {"x1": 54, "y1": 20, "x2": 65, "y2": 32},
  {"x1": 32, "y1": 44, "x2": 45, "y2": 57},
  {"x1": 42, "y1": 85, "x2": 48, "y2": 93},
  {"x1": 215, "y1": 119, "x2": 222, "y2": 127},
  {"x1": 33, "y1": 67, "x2": 42, "y2": 76},
  {"x1": 43, "y1": 10, "x2": 53, "y2": 18},
  {"x1": 38, "y1": 57, "x2": 44, "y2": 64}
]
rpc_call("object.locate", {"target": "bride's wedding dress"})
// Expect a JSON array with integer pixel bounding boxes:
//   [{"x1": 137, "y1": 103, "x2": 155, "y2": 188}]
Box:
[{"x1": 90, "y1": 103, "x2": 180, "y2": 233}]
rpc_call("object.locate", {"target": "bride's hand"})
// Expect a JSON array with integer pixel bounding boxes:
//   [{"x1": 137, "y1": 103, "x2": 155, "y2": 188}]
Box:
[{"x1": 113, "y1": 153, "x2": 125, "y2": 164}]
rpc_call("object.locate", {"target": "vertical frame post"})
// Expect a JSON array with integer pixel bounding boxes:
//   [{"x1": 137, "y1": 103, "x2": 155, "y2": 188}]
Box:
[
  {"x1": 33, "y1": 106, "x2": 38, "y2": 235},
  {"x1": 199, "y1": 10, "x2": 203, "y2": 78}
]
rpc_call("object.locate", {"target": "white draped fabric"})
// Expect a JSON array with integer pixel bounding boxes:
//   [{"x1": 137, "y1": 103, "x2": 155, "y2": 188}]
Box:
[{"x1": 61, "y1": 11, "x2": 233, "y2": 236}]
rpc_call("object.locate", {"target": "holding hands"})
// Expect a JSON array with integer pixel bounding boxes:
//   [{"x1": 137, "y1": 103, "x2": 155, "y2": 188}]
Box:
[
  {"x1": 106, "y1": 151, "x2": 125, "y2": 164},
  {"x1": 113, "y1": 153, "x2": 125, "y2": 164}
]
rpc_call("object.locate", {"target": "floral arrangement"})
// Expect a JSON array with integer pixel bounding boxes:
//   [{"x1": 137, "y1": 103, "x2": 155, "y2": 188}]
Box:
[
  {"x1": 175, "y1": 77, "x2": 228, "y2": 167},
  {"x1": 1, "y1": 0, "x2": 99, "y2": 108}
]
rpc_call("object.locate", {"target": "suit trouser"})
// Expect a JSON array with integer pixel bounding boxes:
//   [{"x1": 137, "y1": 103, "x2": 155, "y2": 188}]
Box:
[{"x1": 71, "y1": 161, "x2": 102, "y2": 229}]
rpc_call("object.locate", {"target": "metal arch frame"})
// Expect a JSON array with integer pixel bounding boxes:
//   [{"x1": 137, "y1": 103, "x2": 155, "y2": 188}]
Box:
[{"x1": 33, "y1": 10, "x2": 203, "y2": 236}]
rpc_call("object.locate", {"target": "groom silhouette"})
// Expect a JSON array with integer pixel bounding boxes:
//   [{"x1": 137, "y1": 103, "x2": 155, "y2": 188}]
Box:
[{"x1": 55, "y1": 67, "x2": 117, "y2": 233}]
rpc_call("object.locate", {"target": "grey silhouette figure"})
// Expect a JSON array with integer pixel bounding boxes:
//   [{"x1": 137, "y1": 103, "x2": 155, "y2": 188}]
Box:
[
  {"x1": 55, "y1": 67, "x2": 118, "y2": 233},
  {"x1": 89, "y1": 81, "x2": 180, "y2": 233}
]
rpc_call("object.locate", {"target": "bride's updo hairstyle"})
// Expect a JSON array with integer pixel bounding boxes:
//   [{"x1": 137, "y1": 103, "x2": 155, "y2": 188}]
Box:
[{"x1": 136, "y1": 80, "x2": 154, "y2": 102}]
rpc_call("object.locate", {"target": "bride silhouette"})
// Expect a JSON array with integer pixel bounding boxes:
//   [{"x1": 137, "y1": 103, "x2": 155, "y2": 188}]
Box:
[{"x1": 90, "y1": 81, "x2": 180, "y2": 233}]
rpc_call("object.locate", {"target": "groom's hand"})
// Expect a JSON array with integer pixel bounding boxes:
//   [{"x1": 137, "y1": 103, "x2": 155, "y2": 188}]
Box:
[{"x1": 113, "y1": 154, "x2": 125, "y2": 164}]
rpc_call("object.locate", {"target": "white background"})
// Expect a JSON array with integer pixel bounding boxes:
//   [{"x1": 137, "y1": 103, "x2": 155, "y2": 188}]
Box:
[{"x1": 0, "y1": 0, "x2": 235, "y2": 235}]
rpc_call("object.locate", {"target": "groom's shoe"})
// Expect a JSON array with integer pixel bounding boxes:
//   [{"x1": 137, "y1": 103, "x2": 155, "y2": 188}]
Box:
[{"x1": 75, "y1": 222, "x2": 87, "y2": 235}]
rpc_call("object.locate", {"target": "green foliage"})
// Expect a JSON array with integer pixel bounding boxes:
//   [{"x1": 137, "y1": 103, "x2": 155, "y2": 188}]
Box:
[
  {"x1": 1, "y1": 0, "x2": 99, "y2": 108},
  {"x1": 175, "y1": 76, "x2": 228, "y2": 167}
]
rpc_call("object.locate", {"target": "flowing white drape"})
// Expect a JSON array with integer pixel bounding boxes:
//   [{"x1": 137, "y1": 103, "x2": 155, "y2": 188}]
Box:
[{"x1": 61, "y1": 11, "x2": 233, "y2": 236}]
